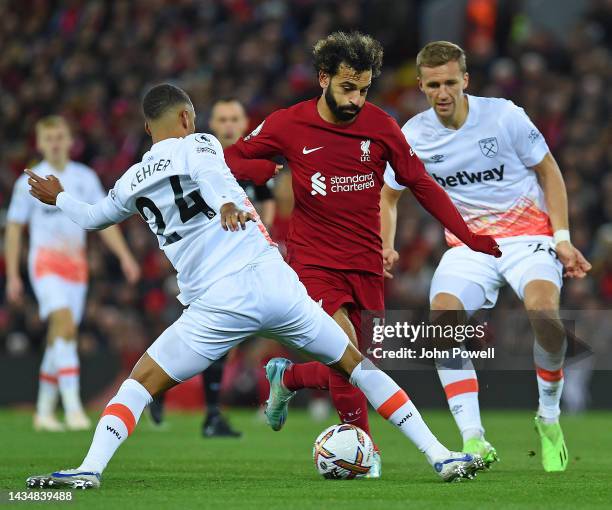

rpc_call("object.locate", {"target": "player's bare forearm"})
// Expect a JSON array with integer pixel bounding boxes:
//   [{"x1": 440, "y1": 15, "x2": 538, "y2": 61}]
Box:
[
  {"x1": 261, "y1": 200, "x2": 276, "y2": 227},
  {"x1": 98, "y1": 226, "x2": 141, "y2": 283},
  {"x1": 534, "y1": 153, "x2": 591, "y2": 278},
  {"x1": 98, "y1": 226, "x2": 133, "y2": 261},
  {"x1": 533, "y1": 152, "x2": 569, "y2": 233},
  {"x1": 380, "y1": 185, "x2": 402, "y2": 278},
  {"x1": 4, "y1": 222, "x2": 25, "y2": 303},
  {"x1": 380, "y1": 184, "x2": 402, "y2": 250},
  {"x1": 4, "y1": 222, "x2": 23, "y2": 280}
]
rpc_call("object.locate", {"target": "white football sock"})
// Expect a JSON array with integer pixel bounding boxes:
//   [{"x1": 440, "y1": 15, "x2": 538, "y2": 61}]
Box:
[
  {"x1": 534, "y1": 338, "x2": 566, "y2": 423},
  {"x1": 37, "y1": 346, "x2": 59, "y2": 417},
  {"x1": 349, "y1": 359, "x2": 449, "y2": 464},
  {"x1": 53, "y1": 337, "x2": 83, "y2": 414},
  {"x1": 79, "y1": 379, "x2": 152, "y2": 474},
  {"x1": 436, "y1": 349, "x2": 484, "y2": 443}
]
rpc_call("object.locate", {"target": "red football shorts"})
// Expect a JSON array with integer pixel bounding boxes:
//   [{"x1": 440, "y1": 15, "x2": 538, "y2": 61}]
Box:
[{"x1": 289, "y1": 261, "x2": 384, "y2": 350}]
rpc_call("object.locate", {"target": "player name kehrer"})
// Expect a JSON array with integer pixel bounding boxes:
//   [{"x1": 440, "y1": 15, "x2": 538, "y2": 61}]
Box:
[
  {"x1": 371, "y1": 347, "x2": 496, "y2": 360},
  {"x1": 130, "y1": 159, "x2": 171, "y2": 190}
]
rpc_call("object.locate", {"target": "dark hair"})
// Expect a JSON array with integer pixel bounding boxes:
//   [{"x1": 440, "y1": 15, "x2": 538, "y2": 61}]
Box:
[
  {"x1": 142, "y1": 83, "x2": 193, "y2": 120},
  {"x1": 313, "y1": 31, "x2": 384, "y2": 78}
]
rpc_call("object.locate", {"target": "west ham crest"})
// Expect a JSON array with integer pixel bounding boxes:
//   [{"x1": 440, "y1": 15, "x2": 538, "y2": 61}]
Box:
[{"x1": 478, "y1": 137, "x2": 498, "y2": 158}]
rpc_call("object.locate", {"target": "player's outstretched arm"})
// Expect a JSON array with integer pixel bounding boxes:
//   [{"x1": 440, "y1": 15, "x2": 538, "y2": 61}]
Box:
[
  {"x1": 408, "y1": 173, "x2": 501, "y2": 257},
  {"x1": 223, "y1": 111, "x2": 285, "y2": 185},
  {"x1": 4, "y1": 222, "x2": 25, "y2": 305},
  {"x1": 534, "y1": 152, "x2": 592, "y2": 278},
  {"x1": 380, "y1": 184, "x2": 402, "y2": 278},
  {"x1": 386, "y1": 121, "x2": 501, "y2": 258},
  {"x1": 25, "y1": 169, "x2": 132, "y2": 231},
  {"x1": 224, "y1": 145, "x2": 281, "y2": 185}
]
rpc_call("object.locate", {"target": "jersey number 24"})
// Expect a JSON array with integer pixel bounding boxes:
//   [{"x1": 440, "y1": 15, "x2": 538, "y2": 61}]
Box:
[{"x1": 135, "y1": 176, "x2": 215, "y2": 246}]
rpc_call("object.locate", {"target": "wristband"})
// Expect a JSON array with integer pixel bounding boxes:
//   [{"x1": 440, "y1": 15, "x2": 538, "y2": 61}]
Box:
[{"x1": 551, "y1": 229, "x2": 570, "y2": 248}]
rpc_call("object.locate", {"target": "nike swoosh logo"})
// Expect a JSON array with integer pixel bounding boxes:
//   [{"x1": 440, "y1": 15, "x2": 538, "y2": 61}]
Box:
[{"x1": 303, "y1": 146, "x2": 324, "y2": 155}]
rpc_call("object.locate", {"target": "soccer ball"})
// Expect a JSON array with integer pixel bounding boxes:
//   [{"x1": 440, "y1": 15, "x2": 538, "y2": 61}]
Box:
[{"x1": 313, "y1": 424, "x2": 375, "y2": 479}]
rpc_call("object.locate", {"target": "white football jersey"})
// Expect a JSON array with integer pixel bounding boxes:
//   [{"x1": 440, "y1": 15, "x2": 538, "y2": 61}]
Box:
[
  {"x1": 385, "y1": 95, "x2": 551, "y2": 246},
  {"x1": 58, "y1": 133, "x2": 278, "y2": 305},
  {"x1": 7, "y1": 160, "x2": 105, "y2": 283}
]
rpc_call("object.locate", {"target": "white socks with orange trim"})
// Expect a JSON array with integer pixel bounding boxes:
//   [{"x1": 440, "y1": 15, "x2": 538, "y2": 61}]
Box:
[
  {"x1": 436, "y1": 350, "x2": 484, "y2": 442},
  {"x1": 79, "y1": 379, "x2": 152, "y2": 474},
  {"x1": 349, "y1": 359, "x2": 449, "y2": 464},
  {"x1": 37, "y1": 346, "x2": 59, "y2": 417},
  {"x1": 534, "y1": 339, "x2": 566, "y2": 423},
  {"x1": 53, "y1": 338, "x2": 83, "y2": 414}
]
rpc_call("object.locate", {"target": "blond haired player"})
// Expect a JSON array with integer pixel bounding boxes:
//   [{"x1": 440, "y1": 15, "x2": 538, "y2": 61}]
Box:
[
  {"x1": 382, "y1": 42, "x2": 591, "y2": 472},
  {"x1": 5, "y1": 116, "x2": 140, "y2": 431}
]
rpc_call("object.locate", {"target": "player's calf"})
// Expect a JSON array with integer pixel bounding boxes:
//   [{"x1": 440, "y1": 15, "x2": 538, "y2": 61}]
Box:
[
  {"x1": 48, "y1": 309, "x2": 88, "y2": 427},
  {"x1": 26, "y1": 378, "x2": 151, "y2": 490},
  {"x1": 27, "y1": 354, "x2": 177, "y2": 489},
  {"x1": 35, "y1": 345, "x2": 62, "y2": 430},
  {"x1": 332, "y1": 346, "x2": 485, "y2": 481}
]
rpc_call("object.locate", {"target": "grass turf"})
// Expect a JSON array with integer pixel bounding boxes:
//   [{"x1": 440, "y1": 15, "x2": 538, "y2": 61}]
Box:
[{"x1": 1, "y1": 409, "x2": 611, "y2": 509}]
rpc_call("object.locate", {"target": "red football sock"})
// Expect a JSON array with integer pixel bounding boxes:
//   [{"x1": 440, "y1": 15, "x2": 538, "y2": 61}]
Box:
[
  {"x1": 329, "y1": 368, "x2": 374, "y2": 446},
  {"x1": 283, "y1": 362, "x2": 330, "y2": 392}
]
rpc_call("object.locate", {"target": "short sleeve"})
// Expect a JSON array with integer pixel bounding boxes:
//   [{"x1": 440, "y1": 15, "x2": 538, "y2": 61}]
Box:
[
  {"x1": 384, "y1": 163, "x2": 406, "y2": 191},
  {"x1": 503, "y1": 103, "x2": 549, "y2": 167},
  {"x1": 6, "y1": 175, "x2": 34, "y2": 224}
]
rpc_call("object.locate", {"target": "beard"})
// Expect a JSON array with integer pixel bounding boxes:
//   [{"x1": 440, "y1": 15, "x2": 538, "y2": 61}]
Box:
[{"x1": 324, "y1": 87, "x2": 362, "y2": 122}]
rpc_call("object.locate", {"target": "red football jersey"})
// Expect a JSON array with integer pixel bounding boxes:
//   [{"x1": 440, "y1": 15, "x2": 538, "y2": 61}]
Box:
[
  {"x1": 228, "y1": 99, "x2": 424, "y2": 275},
  {"x1": 227, "y1": 98, "x2": 486, "y2": 275}
]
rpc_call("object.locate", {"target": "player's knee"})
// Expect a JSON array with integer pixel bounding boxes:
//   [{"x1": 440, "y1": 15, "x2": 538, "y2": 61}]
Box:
[
  {"x1": 431, "y1": 293, "x2": 464, "y2": 311},
  {"x1": 332, "y1": 307, "x2": 359, "y2": 347},
  {"x1": 523, "y1": 280, "x2": 559, "y2": 312},
  {"x1": 129, "y1": 353, "x2": 177, "y2": 397},
  {"x1": 331, "y1": 343, "x2": 363, "y2": 379},
  {"x1": 48, "y1": 309, "x2": 77, "y2": 340},
  {"x1": 57, "y1": 321, "x2": 77, "y2": 340},
  {"x1": 523, "y1": 292, "x2": 558, "y2": 313}
]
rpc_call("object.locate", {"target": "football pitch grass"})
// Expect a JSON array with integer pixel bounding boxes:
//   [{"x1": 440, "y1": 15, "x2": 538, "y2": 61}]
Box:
[{"x1": 1, "y1": 409, "x2": 611, "y2": 509}]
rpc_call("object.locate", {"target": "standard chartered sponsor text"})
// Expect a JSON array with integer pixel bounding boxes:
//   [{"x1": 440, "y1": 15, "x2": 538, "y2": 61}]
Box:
[{"x1": 330, "y1": 172, "x2": 375, "y2": 192}]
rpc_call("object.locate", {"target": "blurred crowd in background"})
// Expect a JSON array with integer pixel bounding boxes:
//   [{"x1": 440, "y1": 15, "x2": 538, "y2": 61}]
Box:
[{"x1": 1, "y1": 0, "x2": 611, "y2": 407}]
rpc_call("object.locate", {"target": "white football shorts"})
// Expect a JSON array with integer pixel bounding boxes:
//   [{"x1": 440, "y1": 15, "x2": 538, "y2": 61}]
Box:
[
  {"x1": 147, "y1": 253, "x2": 351, "y2": 382},
  {"x1": 30, "y1": 275, "x2": 88, "y2": 324},
  {"x1": 429, "y1": 235, "x2": 563, "y2": 310}
]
